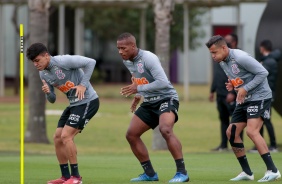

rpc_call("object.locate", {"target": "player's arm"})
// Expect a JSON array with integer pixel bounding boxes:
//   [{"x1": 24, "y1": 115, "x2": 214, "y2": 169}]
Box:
[
  {"x1": 137, "y1": 54, "x2": 170, "y2": 92},
  {"x1": 238, "y1": 55, "x2": 268, "y2": 92},
  {"x1": 57, "y1": 55, "x2": 96, "y2": 100},
  {"x1": 57, "y1": 55, "x2": 96, "y2": 87},
  {"x1": 40, "y1": 75, "x2": 56, "y2": 103}
]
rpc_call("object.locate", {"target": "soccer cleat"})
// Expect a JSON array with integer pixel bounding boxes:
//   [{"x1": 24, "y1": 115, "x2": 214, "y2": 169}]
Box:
[
  {"x1": 257, "y1": 170, "x2": 281, "y2": 182},
  {"x1": 169, "y1": 172, "x2": 189, "y2": 183},
  {"x1": 47, "y1": 176, "x2": 69, "y2": 184},
  {"x1": 130, "y1": 173, "x2": 159, "y2": 182},
  {"x1": 230, "y1": 171, "x2": 254, "y2": 181},
  {"x1": 63, "y1": 176, "x2": 82, "y2": 184}
]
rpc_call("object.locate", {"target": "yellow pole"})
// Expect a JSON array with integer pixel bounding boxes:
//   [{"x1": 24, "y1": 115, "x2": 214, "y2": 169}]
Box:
[{"x1": 20, "y1": 23, "x2": 24, "y2": 184}]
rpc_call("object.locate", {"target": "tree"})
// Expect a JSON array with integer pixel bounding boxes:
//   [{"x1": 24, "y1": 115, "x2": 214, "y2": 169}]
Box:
[
  {"x1": 151, "y1": 0, "x2": 175, "y2": 150},
  {"x1": 25, "y1": 0, "x2": 50, "y2": 143}
]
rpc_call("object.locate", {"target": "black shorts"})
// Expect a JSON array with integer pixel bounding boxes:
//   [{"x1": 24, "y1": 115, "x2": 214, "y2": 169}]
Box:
[
  {"x1": 231, "y1": 98, "x2": 271, "y2": 123},
  {"x1": 135, "y1": 97, "x2": 179, "y2": 129},
  {"x1": 58, "y1": 98, "x2": 99, "y2": 131}
]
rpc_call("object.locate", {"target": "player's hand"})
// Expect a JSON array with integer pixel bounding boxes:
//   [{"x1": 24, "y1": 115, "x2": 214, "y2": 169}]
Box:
[
  {"x1": 226, "y1": 93, "x2": 236, "y2": 103},
  {"x1": 42, "y1": 80, "x2": 50, "y2": 94},
  {"x1": 209, "y1": 93, "x2": 214, "y2": 102},
  {"x1": 120, "y1": 77, "x2": 138, "y2": 97},
  {"x1": 235, "y1": 87, "x2": 247, "y2": 104},
  {"x1": 72, "y1": 85, "x2": 86, "y2": 100},
  {"x1": 130, "y1": 95, "x2": 141, "y2": 113},
  {"x1": 225, "y1": 79, "x2": 234, "y2": 91}
]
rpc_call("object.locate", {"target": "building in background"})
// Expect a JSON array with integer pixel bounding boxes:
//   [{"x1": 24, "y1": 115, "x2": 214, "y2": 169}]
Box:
[{"x1": 0, "y1": 1, "x2": 267, "y2": 91}]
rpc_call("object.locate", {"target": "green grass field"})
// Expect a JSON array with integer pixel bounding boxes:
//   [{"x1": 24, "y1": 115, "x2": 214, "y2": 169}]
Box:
[{"x1": 0, "y1": 84, "x2": 281, "y2": 183}]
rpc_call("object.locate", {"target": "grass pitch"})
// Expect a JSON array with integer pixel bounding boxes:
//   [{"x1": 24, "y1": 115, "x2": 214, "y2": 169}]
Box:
[{"x1": 1, "y1": 84, "x2": 282, "y2": 183}]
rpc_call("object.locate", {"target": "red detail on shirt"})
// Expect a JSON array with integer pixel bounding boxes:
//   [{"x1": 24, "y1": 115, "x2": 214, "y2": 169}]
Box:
[
  {"x1": 230, "y1": 77, "x2": 244, "y2": 87},
  {"x1": 57, "y1": 81, "x2": 75, "y2": 93},
  {"x1": 134, "y1": 77, "x2": 149, "y2": 85}
]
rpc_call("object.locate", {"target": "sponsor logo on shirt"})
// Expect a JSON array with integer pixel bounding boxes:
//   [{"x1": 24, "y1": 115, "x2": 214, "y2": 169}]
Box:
[
  {"x1": 134, "y1": 77, "x2": 149, "y2": 85},
  {"x1": 57, "y1": 81, "x2": 75, "y2": 93},
  {"x1": 230, "y1": 77, "x2": 244, "y2": 87}
]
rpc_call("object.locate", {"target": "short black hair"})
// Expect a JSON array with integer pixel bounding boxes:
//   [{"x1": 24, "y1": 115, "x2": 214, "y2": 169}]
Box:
[
  {"x1": 206, "y1": 35, "x2": 226, "y2": 48},
  {"x1": 26, "y1": 43, "x2": 48, "y2": 61},
  {"x1": 117, "y1": 32, "x2": 134, "y2": 41},
  {"x1": 260, "y1": 40, "x2": 272, "y2": 52}
]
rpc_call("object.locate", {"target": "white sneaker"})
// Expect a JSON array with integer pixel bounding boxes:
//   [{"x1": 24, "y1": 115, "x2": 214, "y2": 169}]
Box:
[
  {"x1": 258, "y1": 170, "x2": 281, "y2": 182},
  {"x1": 230, "y1": 171, "x2": 254, "y2": 181}
]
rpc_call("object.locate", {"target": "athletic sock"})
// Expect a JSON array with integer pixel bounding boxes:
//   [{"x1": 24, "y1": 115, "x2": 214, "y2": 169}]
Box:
[
  {"x1": 60, "y1": 164, "x2": 70, "y2": 179},
  {"x1": 237, "y1": 155, "x2": 252, "y2": 176},
  {"x1": 261, "y1": 152, "x2": 277, "y2": 172},
  {"x1": 70, "y1": 163, "x2": 80, "y2": 177},
  {"x1": 141, "y1": 160, "x2": 156, "y2": 177},
  {"x1": 175, "y1": 158, "x2": 187, "y2": 175}
]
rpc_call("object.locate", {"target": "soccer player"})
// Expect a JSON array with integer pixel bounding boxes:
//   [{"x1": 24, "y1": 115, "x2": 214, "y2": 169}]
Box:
[
  {"x1": 117, "y1": 32, "x2": 189, "y2": 183},
  {"x1": 206, "y1": 35, "x2": 281, "y2": 182},
  {"x1": 209, "y1": 33, "x2": 238, "y2": 151},
  {"x1": 26, "y1": 43, "x2": 99, "y2": 184}
]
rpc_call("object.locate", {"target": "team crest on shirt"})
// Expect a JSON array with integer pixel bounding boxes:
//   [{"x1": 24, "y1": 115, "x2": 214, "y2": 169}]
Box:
[
  {"x1": 137, "y1": 62, "x2": 144, "y2": 73},
  {"x1": 231, "y1": 64, "x2": 240, "y2": 74},
  {"x1": 55, "y1": 70, "x2": 65, "y2": 79}
]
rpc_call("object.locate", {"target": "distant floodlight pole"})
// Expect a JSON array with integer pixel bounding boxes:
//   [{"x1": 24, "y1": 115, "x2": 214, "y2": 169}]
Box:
[{"x1": 183, "y1": 3, "x2": 189, "y2": 101}]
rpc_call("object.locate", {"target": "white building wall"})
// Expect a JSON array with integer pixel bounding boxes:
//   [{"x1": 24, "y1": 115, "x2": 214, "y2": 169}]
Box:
[
  {"x1": 2, "y1": 5, "x2": 28, "y2": 77},
  {"x1": 178, "y1": 2, "x2": 266, "y2": 84}
]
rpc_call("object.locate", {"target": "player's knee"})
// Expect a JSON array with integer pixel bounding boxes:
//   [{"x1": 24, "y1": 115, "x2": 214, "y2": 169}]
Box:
[
  {"x1": 125, "y1": 130, "x2": 136, "y2": 143},
  {"x1": 246, "y1": 129, "x2": 258, "y2": 139},
  {"x1": 60, "y1": 134, "x2": 72, "y2": 145},
  {"x1": 226, "y1": 128, "x2": 231, "y2": 139},
  {"x1": 159, "y1": 126, "x2": 172, "y2": 139},
  {"x1": 53, "y1": 133, "x2": 62, "y2": 143}
]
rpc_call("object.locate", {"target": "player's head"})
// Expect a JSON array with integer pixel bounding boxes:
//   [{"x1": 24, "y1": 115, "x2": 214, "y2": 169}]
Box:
[
  {"x1": 26, "y1": 43, "x2": 50, "y2": 71},
  {"x1": 206, "y1": 35, "x2": 229, "y2": 63},
  {"x1": 259, "y1": 40, "x2": 272, "y2": 55},
  {"x1": 117, "y1": 32, "x2": 138, "y2": 61},
  {"x1": 224, "y1": 33, "x2": 238, "y2": 49}
]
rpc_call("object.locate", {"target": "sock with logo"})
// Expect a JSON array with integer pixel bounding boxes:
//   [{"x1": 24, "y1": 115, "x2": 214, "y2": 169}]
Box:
[
  {"x1": 175, "y1": 158, "x2": 187, "y2": 175},
  {"x1": 141, "y1": 160, "x2": 156, "y2": 177},
  {"x1": 261, "y1": 152, "x2": 277, "y2": 172},
  {"x1": 60, "y1": 164, "x2": 70, "y2": 179},
  {"x1": 70, "y1": 163, "x2": 80, "y2": 177},
  {"x1": 237, "y1": 155, "x2": 252, "y2": 176}
]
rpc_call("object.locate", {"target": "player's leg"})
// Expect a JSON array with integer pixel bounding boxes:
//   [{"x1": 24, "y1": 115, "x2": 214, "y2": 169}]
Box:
[
  {"x1": 126, "y1": 114, "x2": 158, "y2": 181},
  {"x1": 63, "y1": 99, "x2": 99, "y2": 184},
  {"x1": 246, "y1": 99, "x2": 280, "y2": 182},
  {"x1": 48, "y1": 108, "x2": 71, "y2": 184},
  {"x1": 158, "y1": 99, "x2": 189, "y2": 183},
  {"x1": 227, "y1": 123, "x2": 254, "y2": 181},
  {"x1": 227, "y1": 103, "x2": 254, "y2": 181},
  {"x1": 263, "y1": 112, "x2": 277, "y2": 151},
  {"x1": 213, "y1": 96, "x2": 230, "y2": 151}
]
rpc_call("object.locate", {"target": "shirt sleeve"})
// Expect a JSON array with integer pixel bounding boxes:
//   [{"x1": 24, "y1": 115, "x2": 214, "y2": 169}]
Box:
[
  {"x1": 237, "y1": 55, "x2": 268, "y2": 92},
  {"x1": 137, "y1": 54, "x2": 171, "y2": 92},
  {"x1": 56, "y1": 55, "x2": 96, "y2": 87}
]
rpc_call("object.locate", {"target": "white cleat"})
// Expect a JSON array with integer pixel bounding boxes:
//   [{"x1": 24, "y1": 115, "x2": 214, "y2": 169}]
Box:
[
  {"x1": 258, "y1": 170, "x2": 281, "y2": 182},
  {"x1": 230, "y1": 171, "x2": 254, "y2": 181}
]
